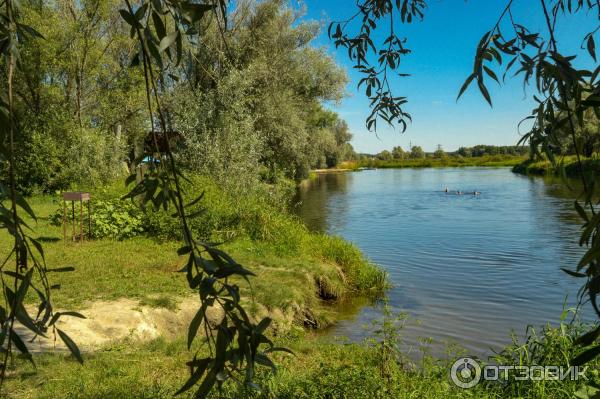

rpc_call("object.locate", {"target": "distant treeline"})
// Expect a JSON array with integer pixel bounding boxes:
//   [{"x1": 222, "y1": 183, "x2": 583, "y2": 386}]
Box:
[{"x1": 358, "y1": 145, "x2": 529, "y2": 162}]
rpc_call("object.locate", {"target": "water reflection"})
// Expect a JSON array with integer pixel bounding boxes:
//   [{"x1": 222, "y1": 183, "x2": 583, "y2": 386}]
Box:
[
  {"x1": 296, "y1": 173, "x2": 351, "y2": 232},
  {"x1": 296, "y1": 168, "x2": 592, "y2": 359}
]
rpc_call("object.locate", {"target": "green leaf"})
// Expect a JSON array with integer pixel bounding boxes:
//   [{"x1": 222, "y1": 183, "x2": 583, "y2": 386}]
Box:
[
  {"x1": 575, "y1": 200, "x2": 589, "y2": 222},
  {"x1": 159, "y1": 31, "x2": 178, "y2": 53},
  {"x1": 129, "y1": 53, "x2": 140, "y2": 68},
  {"x1": 134, "y1": 3, "x2": 148, "y2": 21},
  {"x1": 254, "y1": 317, "x2": 272, "y2": 335},
  {"x1": 125, "y1": 174, "x2": 138, "y2": 186},
  {"x1": 182, "y1": 4, "x2": 215, "y2": 23},
  {"x1": 10, "y1": 330, "x2": 32, "y2": 361},
  {"x1": 573, "y1": 345, "x2": 600, "y2": 366},
  {"x1": 477, "y1": 78, "x2": 493, "y2": 106},
  {"x1": 575, "y1": 326, "x2": 600, "y2": 347},
  {"x1": 145, "y1": 34, "x2": 164, "y2": 70},
  {"x1": 255, "y1": 353, "x2": 276, "y2": 373},
  {"x1": 56, "y1": 328, "x2": 83, "y2": 364},
  {"x1": 28, "y1": 237, "x2": 44, "y2": 262},
  {"x1": 588, "y1": 35, "x2": 597, "y2": 62},
  {"x1": 194, "y1": 371, "x2": 217, "y2": 399},
  {"x1": 14, "y1": 268, "x2": 33, "y2": 312},
  {"x1": 457, "y1": 73, "x2": 476, "y2": 100},
  {"x1": 175, "y1": 358, "x2": 210, "y2": 395},
  {"x1": 152, "y1": 11, "x2": 166, "y2": 40},
  {"x1": 177, "y1": 246, "x2": 192, "y2": 256},
  {"x1": 16, "y1": 193, "x2": 36, "y2": 221},
  {"x1": 483, "y1": 66, "x2": 499, "y2": 84},
  {"x1": 578, "y1": 246, "x2": 600, "y2": 271},
  {"x1": 119, "y1": 9, "x2": 138, "y2": 28},
  {"x1": 561, "y1": 268, "x2": 586, "y2": 278},
  {"x1": 265, "y1": 346, "x2": 295, "y2": 356},
  {"x1": 187, "y1": 305, "x2": 206, "y2": 349},
  {"x1": 16, "y1": 23, "x2": 44, "y2": 40},
  {"x1": 60, "y1": 311, "x2": 86, "y2": 320}
]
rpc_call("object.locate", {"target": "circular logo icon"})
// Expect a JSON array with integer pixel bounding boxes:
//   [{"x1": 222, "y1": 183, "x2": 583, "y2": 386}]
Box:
[{"x1": 450, "y1": 357, "x2": 481, "y2": 389}]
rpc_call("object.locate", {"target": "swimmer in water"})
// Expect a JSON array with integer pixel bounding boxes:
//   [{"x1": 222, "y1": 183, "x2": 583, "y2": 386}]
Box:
[{"x1": 444, "y1": 187, "x2": 449, "y2": 193}]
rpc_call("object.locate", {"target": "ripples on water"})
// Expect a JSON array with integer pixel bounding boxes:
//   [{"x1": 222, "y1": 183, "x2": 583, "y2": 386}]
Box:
[{"x1": 296, "y1": 168, "x2": 590, "y2": 358}]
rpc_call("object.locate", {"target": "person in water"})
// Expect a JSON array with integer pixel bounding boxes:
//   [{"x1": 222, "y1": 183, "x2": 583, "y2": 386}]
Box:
[{"x1": 444, "y1": 187, "x2": 449, "y2": 193}]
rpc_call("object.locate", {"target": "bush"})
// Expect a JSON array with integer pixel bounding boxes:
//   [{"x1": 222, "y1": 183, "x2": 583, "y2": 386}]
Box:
[
  {"x1": 50, "y1": 199, "x2": 145, "y2": 240},
  {"x1": 142, "y1": 176, "x2": 245, "y2": 242},
  {"x1": 92, "y1": 200, "x2": 145, "y2": 239},
  {"x1": 142, "y1": 174, "x2": 298, "y2": 243}
]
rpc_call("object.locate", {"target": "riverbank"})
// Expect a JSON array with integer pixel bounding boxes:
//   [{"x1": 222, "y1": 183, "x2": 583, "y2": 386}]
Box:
[
  {"x1": 5, "y1": 309, "x2": 599, "y2": 398},
  {"x1": 512, "y1": 156, "x2": 600, "y2": 177},
  {"x1": 0, "y1": 187, "x2": 386, "y2": 329},
  {"x1": 357, "y1": 155, "x2": 526, "y2": 169},
  {"x1": 306, "y1": 156, "x2": 525, "y2": 177}
]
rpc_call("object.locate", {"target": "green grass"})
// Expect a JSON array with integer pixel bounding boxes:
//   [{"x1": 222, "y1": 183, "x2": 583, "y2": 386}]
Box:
[
  {"x1": 361, "y1": 155, "x2": 526, "y2": 169},
  {"x1": 513, "y1": 155, "x2": 600, "y2": 177},
  {"x1": 0, "y1": 334, "x2": 465, "y2": 399},
  {"x1": 4, "y1": 316, "x2": 600, "y2": 399},
  {"x1": 0, "y1": 180, "x2": 386, "y2": 329},
  {"x1": 138, "y1": 295, "x2": 179, "y2": 311}
]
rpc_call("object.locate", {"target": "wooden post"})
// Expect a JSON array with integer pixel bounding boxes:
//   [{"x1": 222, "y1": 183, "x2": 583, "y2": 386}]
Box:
[
  {"x1": 79, "y1": 199, "x2": 83, "y2": 243},
  {"x1": 88, "y1": 200, "x2": 92, "y2": 239},
  {"x1": 63, "y1": 199, "x2": 67, "y2": 242},
  {"x1": 71, "y1": 201, "x2": 75, "y2": 240}
]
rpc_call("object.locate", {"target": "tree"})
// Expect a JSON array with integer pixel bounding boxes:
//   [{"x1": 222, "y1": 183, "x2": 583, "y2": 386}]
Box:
[
  {"x1": 0, "y1": 0, "x2": 87, "y2": 388},
  {"x1": 457, "y1": 146, "x2": 472, "y2": 157},
  {"x1": 177, "y1": 0, "x2": 348, "y2": 180},
  {"x1": 433, "y1": 149, "x2": 446, "y2": 159},
  {"x1": 391, "y1": 145, "x2": 405, "y2": 159},
  {"x1": 377, "y1": 150, "x2": 393, "y2": 161},
  {"x1": 1, "y1": 1, "x2": 289, "y2": 397},
  {"x1": 7, "y1": 0, "x2": 147, "y2": 193},
  {"x1": 534, "y1": 98, "x2": 600, "y2": 157},
  {"x1": 433, "y1": 144, "x2": 446, "y2": 159},
  {"x1": 410, "y1": 146, "x2": 425, "y2": 159}
]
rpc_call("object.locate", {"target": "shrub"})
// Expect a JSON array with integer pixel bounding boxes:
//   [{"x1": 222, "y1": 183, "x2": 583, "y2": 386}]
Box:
[{"x1": 50, "y1": 199, "x2": 145, "y2": 240}]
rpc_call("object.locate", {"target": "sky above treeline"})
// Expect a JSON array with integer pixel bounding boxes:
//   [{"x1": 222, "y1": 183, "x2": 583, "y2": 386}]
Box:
[{"x1": 299, "y1": 0, "x2": 598, "y2": 153}]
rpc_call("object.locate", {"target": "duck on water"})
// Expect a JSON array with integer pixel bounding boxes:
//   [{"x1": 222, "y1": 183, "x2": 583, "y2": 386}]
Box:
[{"x1": 443, "y1": 187, "x2": 480, "y2": 195}]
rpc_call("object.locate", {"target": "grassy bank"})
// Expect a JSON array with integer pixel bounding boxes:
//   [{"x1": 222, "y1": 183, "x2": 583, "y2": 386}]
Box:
[
  {"x1": 513, "y1": 156, "x2": 600, "y2": 177},
  {"x1": 0, "y1": 178, "x2": 386, "y2": 330},
  {"x1": 5, "y1": 311, "x2": 600, "y2": 398},
  {"x1": 355, "y1": 155, "x2": 526, "y2": 169},
  {"x1": 1, "y1": 334, "x2": 467, "y2": 398}
]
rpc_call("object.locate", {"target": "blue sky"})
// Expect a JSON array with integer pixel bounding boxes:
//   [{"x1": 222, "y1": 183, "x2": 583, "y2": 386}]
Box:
[{"x1": 300, "y1": 0, "x2": 598, "y2": 153}]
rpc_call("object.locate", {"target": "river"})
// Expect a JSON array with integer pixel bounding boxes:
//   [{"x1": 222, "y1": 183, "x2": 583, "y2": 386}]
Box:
[{"x1": 296, "y1": 167, "x2": 592, "y2": 359}]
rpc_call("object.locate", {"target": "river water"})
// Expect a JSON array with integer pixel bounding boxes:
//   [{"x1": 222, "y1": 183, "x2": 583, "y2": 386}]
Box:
[{"x1": 296, "y1": 167, "x2": 592, "y2": 359}]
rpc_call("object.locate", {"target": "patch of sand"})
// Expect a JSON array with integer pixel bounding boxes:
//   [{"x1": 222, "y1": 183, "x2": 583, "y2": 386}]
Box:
[{"x1": 16, "y1": 297, "x2": 224, "y2": 353}]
